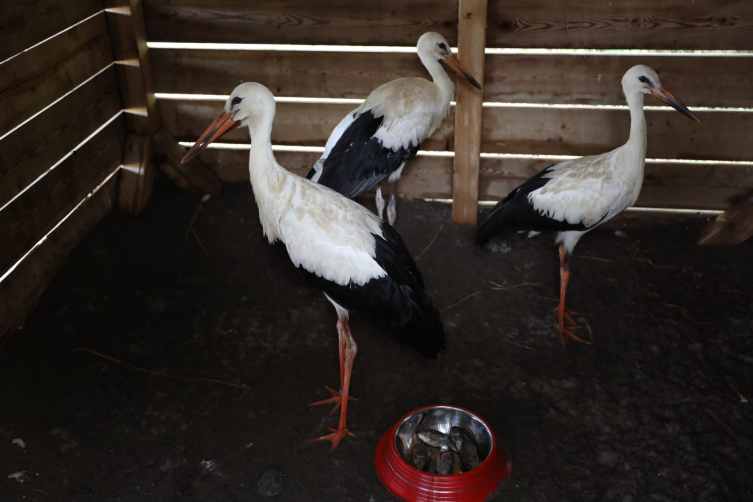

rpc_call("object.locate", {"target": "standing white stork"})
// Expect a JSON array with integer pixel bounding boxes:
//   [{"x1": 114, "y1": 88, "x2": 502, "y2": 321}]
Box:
[
  {"x1": 306, "y1": 32, "x2": 482, "y2": 226},
  {"x1": 476, "y1": 65, "x2": 699, "y2": 346},
  {"x1": 181, "y1": 83, "x2": 445, "y2": 450}
]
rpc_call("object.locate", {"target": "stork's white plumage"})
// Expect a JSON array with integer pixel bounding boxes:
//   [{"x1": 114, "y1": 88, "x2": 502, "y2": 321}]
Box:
[
  {"x1": 307, "y1": 32, "x2": 481, "y2": 226},
  {"x1": 182, "y1": 83, "x2": 445, "y2": 450},
  {"x1": 476, "y1": 65, "x2": 700, "y2": 346}
]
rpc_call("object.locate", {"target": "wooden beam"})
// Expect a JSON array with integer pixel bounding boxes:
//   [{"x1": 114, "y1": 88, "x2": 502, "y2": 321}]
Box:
[
  {"x1": 697, "y1": 192, "x2": 753, "y2": 246},
  {"x1": 118, "y1": 133, "x2": 155, "y2": 214},
  {"x1": 105, "y1": 0, "x2": 159, "y2": 135},
  {"x1": 153, "y1": 129, "x2": 222, "y2": 195},
  {"x1": 452, "y1": 0, "x2": 487, "y2": 225},
  {"x1": 0, "y1": 172, "x2": 118, "y2": 342}
]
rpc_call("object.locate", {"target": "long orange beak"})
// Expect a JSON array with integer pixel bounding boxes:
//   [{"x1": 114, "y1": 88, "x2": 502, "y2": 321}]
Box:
[
  {"x1": 181, "y1": 110, "x2": 241, "y2": 163},
  {"x1": 443, "y1": 54, "x2": 482, "y2": 91},
  {"x1": 652, "y1": 86, "x2": 700, "y2": 123}
]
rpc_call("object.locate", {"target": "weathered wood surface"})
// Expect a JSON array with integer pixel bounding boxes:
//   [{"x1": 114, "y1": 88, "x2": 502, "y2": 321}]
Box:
[
  {"x1": 0, "y1": 67, "x2": 122, "y2": 208},
  {"x1": 0, "y1": 118, "x2": 124, "y2": 278},
  {"x1": 151, "y1": 49, "x2": 753, "y2": 108},
  {"x1": 159, "y1": 99, "x2": 752, "y2": 161},
  {"x1": 487, "y1": 0, "x2": 753, "y2": 50},
  {"x1": 159, "y1": 99, "x2": 453, "y2": 151},
  {"x1": 484, "y1": 54, "x2": 753, "y2": 107},
  {"x1": 118, "y1": 133, "x2": 155, "y2": 214},
  {"x1": 153, "y1": 129, "x2": 222, "y2": 194},
  {"x1": 0, "y1": 13, "x2": 113, "y2": 138},
  {"x1": 697, "y1": 191, "x2": 753, "y2": 245},
  {"x1": 0, "y1": 0, "x2": 103, "y2": 63},
  {"x1": 452, "y1": 0, "x2": 487, "y2": 225},
  {"x1": 194, "y1": 148, "x2": 751, "y2": 211},
  {"x1": 106, "y1": 0, "x2": 160, "y2": 134},
  {"x1": 0, "y1": 172, "x2": 117, "y2": 342},
  {"x1": 144, "y1": 0, "x2": 458, "y2": 46}
]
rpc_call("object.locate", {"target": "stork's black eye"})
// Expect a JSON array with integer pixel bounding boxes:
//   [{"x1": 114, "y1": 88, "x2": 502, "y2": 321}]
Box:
[
  {"x1": 437, "y1": 42, "x2": 447, "y2": 51},
  {"x1": 231, "y1": 97, "x2": 243, "y2": 106},
  {"x1": 638, "y1": 76, "x2": 649, "y2": 83}
]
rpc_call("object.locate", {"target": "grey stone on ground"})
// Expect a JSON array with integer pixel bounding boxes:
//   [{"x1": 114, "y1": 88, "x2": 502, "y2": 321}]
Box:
[{"x1": 258, "y1": 469, "x2": 285, "y2": 497}]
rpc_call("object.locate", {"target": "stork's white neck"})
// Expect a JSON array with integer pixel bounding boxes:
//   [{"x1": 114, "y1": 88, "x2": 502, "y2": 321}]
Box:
[
  {"x1": 625, "y1": 90, "x2": 647, "y2": 156},
  {"x1": 420, "y1": 54, "x2": 455, "y2": 102}
]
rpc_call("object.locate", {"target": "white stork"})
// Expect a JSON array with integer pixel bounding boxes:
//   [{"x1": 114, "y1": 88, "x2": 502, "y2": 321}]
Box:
[
  {"x1": 181, "y1": 83, "x2": 445, "y2": 450},
  {"x1": 476, "y1": 65, "x2": 700, "y2": 346},
  {"x1": 306, "y1": 32, "x2": 482, "y2": 226}
]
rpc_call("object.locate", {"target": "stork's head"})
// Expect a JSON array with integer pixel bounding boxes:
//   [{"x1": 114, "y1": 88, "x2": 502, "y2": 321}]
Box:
[
  {"x1": 182, "y1": 82, "x2": 276, "y2": 163},
  {"x1": 417, "y1": 32, "x2": 482, "y2": 90},
  {"x1": 622, "y1": 65, "x2": 699, "y2": 122}
]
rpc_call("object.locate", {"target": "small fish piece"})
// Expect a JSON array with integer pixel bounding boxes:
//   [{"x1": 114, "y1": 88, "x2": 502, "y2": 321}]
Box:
[
  {"x1": 412, "y1": 442, "x2": 433, "y2": 471},
  {"x1": 418, "y1": 430, "x2": 458, "y2": 453},
  {"x1": 458, "y1": 429, "x2": 480, "y2": 471},
  {"x1": 427, "y1": 448, "x2": 440, "y2": 474},
  {"x1": 450, "y1": 427, "x2": 463, "y2": 452},
  {"x1": 436, "y1": 445, "x2": 454, "y2": 475}
]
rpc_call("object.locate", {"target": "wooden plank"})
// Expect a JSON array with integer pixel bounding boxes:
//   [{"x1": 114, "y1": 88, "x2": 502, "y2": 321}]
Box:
[
  {"x1": 0, "y1": 0, "x2": 103, "y2": 63},
  {"x1": 188, "y1": 149, "x2": 751, "y2": 210},
  {"x1": 153, "y1": 129, "x2": 222, "y2": 194},
  {"x1": 118, "y1": 133, "x2": 155, "y2": 214},
  {"x1": 157, "y1": 99, "x2": 454, "y2": 151},
  {"x1": 452, "y1": 0, "x2": 487, "y2": 225},
  {"x1": 106, "y1": 0, "x2": 160, "y2": 134},
  {"x1": 0, "y1": 13, "x2": 113, "y2": 137},
  {"x1": 484, "y1": 54, "x2": 753, "y2": 108},
  {"x1": 0, "y1": 118, "x2": 124, "y2": 278},
  {"x1": 697, "y1": 192, "x2": 753, "y2": 245},
  {"x1": 0, "y1": 67, "x2": 122, "y2": 207},
  {"x1": 487, "y1": 0, "x2": 753, "y2": 50},
  {"x1": 144, "y1": 0, "x2": 458, "y2": 46},
  {"x1": 480, "y1": 107, "x2": 753, "y2": 162},
  {"x1": 0, "y1": 172, "x2": 117, "y2": 342},
  {"x1": 151, "y1": 49, "x2": 435, "y2": 98}
]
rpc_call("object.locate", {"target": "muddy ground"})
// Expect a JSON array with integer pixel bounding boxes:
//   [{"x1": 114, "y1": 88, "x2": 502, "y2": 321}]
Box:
[{"x1": 1, "y1": 182, "x2": 751, "y2": 501}]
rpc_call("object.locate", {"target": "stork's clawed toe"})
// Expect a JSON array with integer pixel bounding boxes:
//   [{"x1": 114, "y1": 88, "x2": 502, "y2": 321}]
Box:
[{"x1": 310, "y1": 385, "x2": 357, "y2": 415}]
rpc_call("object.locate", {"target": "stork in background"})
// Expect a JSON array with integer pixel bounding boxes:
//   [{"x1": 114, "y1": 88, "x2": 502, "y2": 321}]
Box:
[
  {"x1": 306, "y1": 32, "x2": 482, "y2": 226},
  {"x1": 182, "y1": 83, "x2": 445, "y2": 450},
  {"x1": 475, "y1": 65, "x2": 700, "y2": 346}
]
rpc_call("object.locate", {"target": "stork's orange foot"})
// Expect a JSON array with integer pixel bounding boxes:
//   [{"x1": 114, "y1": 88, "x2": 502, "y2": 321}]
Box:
[
  {"x1": 309, "y1": 386, "x2": 358, "y2": 415},
  {"x1": 310, "y1": 426, "x2": 355, "y2": 451},
  {"x1": 555, "y1": 306, "x2": 590, "y2": 347},
  {"x1": 559, "y1": 326, "x2": 591, "y2": 346}
]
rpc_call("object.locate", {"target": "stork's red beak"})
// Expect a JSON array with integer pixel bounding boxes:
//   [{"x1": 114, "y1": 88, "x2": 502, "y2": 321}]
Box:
[
  {"x1": 443, "y1": 54, "x2": 482, "y2": 91},
  {"x1": 181, "y1": 110, "x2": 241, "y2": 163},
  {"x1": 652, "y1": 86, "x2": 700, "y2": 123}
]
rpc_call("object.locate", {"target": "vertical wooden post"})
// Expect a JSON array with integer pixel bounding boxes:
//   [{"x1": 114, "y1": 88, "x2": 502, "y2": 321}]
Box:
[
  {"x1": 452, "y1": 0, "x2": 487, "y2": 226},
  {"x1": 697, "y1": 191, "x2": 753, "y2": 245},
  {"x1": 106, "y1": 0, "x2": 159, "y2": 214}
]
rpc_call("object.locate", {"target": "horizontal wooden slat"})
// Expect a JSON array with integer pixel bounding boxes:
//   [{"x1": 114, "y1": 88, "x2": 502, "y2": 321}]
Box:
[
  {"x1": 160, "y1": 99, "x2": 752, "y2": 162},
  {"x1": 157, "y1": 99, "x2": 454, "y2": 151},
  {"x1": 0, "y1": 0, "x2": 103, "y2": 62},
  {"x1": 194, "y1": 148, "x2": 751, "y2": 210},
  {"x1": 151, "y1": 49, "x2": 433, "y2": 98},
  {"x1": 143, "y1": 0, "x2": 458, "y2": 46},
  {"x1": 152, "y1": 49, "x2": 753, "y2": 109},
  {"x1": 480, "y1": 107, "x2": 753, "y2": 161},
  {"x1": 484, "y1": 54, "x2": 753, "y2": 107},
  {"x1": 0, "y1": 117, "x2": 124, "y2": 277},
  {"x1": 0, "y1": 13, "x2": 113, "y2": 137},
  {"x1": 0, "y1": 67, "x2": 122, "y2": 207},
  {"x1": 487, "y1": 0, "x2": 753, "y2": 50},
  {"x1": 0, "y1": 172, "x2": 117, "y2": 342}
]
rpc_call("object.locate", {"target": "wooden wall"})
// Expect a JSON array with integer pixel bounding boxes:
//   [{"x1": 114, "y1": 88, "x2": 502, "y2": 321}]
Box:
[
  {"x1": 0, "y1": 2, "x2": 126, "y2": 340},
  {"x1": 145, "y1": 0, "x2": 753, "y2": 220}
]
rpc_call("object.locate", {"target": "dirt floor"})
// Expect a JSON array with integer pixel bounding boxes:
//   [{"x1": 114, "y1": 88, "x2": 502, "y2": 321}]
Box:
[{"x1": 1, "y1": 181, "x2": 752, "y2": 502}]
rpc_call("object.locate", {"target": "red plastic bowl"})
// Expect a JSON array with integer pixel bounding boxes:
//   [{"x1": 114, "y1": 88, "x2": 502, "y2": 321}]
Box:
[{"x1": 374, "y1": 405, "x2": 512, "y2": 502}]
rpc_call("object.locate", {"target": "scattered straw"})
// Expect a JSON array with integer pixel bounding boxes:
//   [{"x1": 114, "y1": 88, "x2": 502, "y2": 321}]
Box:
[
  {"x1": 441, "y1": 292, "x2": 481, "y2": 313},
  {"x1": 76, "y1": 348, "x2": 249, "y2": 390},
  {"x1": 415, "y1": 224, "x2": 444, "y2": 261},
  {"x1": 489, "y1": 281, "x2": 539, "y2": 291}
]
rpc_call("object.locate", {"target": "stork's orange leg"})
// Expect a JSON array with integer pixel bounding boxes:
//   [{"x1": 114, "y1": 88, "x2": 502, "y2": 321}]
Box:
[
  {"x1": 556, "y1": 244, "x2": 591, "y2": 347},
  {"x1": 310, "y1": 317, "x2": 358, "y2": 450},
  {"x1": 309, "y1": 324, "x2": 357, "y2": 415}
]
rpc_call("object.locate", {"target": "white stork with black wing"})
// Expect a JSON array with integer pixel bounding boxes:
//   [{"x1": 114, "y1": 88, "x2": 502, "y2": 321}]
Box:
[
  {"x1": 476, "y1": 65, "x2": 700, "y2": 346},
  {"x1": 307, "y1": 32, "x2": 482, "y2": 226},
  {"x1": 182, "y1": 83, "x2": 445, "y2": 451}
]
